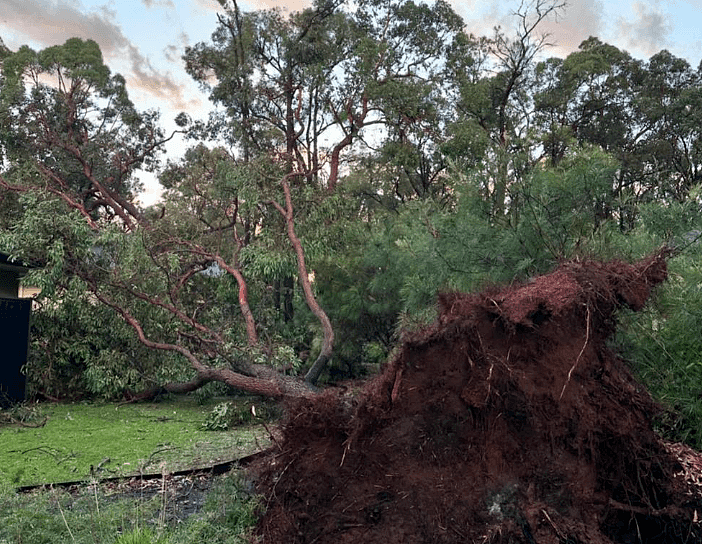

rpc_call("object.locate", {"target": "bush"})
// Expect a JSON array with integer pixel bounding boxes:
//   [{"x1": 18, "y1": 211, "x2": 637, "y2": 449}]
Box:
[
  {"x1": 201, "y1": 402, "x2": 236, "y2": 431},
  {"x1": 617, "y1": 251, "x2": 702, "y2": 449},
  {"x1": 201, "y1": 400, "x2": 279, "y2": 431}
]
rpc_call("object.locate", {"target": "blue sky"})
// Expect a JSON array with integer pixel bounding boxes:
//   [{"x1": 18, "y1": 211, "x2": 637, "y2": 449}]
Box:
[{"x1": 1, "y1": 0, "x2": 701, "y2": 203}]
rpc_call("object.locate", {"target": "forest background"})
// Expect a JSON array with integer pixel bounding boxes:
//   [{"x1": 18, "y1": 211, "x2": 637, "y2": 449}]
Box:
[{"x1": 2, "y1": 0, "x2": 702, "y2": 447}]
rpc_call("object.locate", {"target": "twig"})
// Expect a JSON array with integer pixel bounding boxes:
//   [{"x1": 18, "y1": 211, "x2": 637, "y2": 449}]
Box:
[
  {"x1": 2, "y1": 415, "x2": 49, "y2": 428},
  {"x1": 267, "y1": 457, "x2": 296, "y2": 508},
  {"x1": 140, "y1": 446, "x2": 175, "y2": 472},
  {"x1": 340, "y1": 440, "x2": 352, "y2": 468},
  {"x1": 559, "y1": 304, "x2": 591, "y2": 400},
  {"x1": 608, "y1": 498, "x2": 682, "y2": 517},
  {"x1": 261, "y1": 421, "x2": 282, "y2": 451},
  {"x1": 485, "y1": 363, "x2": 494, "y2": 404},
  {"x1": 251, "y1": 405, "x2": 282, "y2": 451},
  {"x1": 53, "y1": 487, "x2": 76, "y2": 543},
  {"x1": 20, "y1": 445, "x2": 58, "y2": 456},
  {"x1": 542, "y1": 509, "x2": 564, "y2": 540}
]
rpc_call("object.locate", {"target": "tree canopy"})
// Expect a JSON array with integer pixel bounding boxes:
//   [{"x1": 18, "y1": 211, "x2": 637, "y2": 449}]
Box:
[{"x1": 1, "y1": 0, "x2": 702, "y2": 447}]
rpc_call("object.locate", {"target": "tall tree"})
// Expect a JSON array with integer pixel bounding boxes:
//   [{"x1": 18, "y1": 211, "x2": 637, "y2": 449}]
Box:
[
  {"x1": 532, "y1": 38, "x2": 641, "y2": 228},
  {"x1": 185, "y1": 0, "x2": 463, "y2": 195},
  {"x1": 534, "y1": 40, "x2": 702, "y2": 228},
  {"x1": 0, "y1": 38, "x2": 166, "y2": 230},
  {"x1": 446, "y1": 0, "x2": 566, "y2": 219},
  {"x1": 184, "y1": 0, "x2": 347, "y2": 333},
  {"x1": 0, "y1": 38, "x2": 322, "y2": 399},
  {"x1": 182, "y1": 0, "x2": 463, "y2": 382},
  {"x1": 634, "y1": 50, "x2": 702, "y2": 202}
]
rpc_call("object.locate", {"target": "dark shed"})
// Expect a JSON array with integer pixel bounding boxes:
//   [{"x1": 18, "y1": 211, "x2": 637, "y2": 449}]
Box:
[{"x1": 0, "y1": 252, "x2": 33, "y2": 407}]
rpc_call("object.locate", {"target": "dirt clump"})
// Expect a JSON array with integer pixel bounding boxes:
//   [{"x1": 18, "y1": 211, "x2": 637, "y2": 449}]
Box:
[{"x1": 254, "y1": 253, "x2": 702, "y2": 543}]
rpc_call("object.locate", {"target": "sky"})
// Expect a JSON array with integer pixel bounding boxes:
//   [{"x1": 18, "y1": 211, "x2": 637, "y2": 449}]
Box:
[{"x1": 1, "y1": 0, "x2": 701, "y2": 204}]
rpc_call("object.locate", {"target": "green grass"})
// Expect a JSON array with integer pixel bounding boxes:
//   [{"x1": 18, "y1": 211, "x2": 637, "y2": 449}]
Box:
[
  {"x1": 0, "y1": 397, "x2": 272, "y2": 543},
  {"x1": 0, "y1": 397, "x2": 274, "y2": 488},
  {"x1": 0, "y1": 471, "x2": 261, "y2": 544}
]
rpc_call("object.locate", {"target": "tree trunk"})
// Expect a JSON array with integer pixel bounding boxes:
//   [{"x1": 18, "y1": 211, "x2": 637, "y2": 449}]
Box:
[
  {"x1": 90, "y1": 283, "x2": 319, "y2": 401},
  {"x1": 271, "y1": 176, "x2": 335, "y2": 386},
  {"x1": 123, "y1": 362, "x2": 318, "y2": 403}
]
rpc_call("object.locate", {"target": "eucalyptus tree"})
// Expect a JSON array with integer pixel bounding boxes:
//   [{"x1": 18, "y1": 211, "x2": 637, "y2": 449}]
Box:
[
  {"x1": 445, "y1": 0, "x2": 566, "y2": 220},
  {"x1": 533, "y1": 40, "x2": 702, "y2": 228},
  {"x1": 183, "y1": 0, "x2": 352, "y2": 374},
  {"x1": 633, "y1": 50, "x2": 702, "y2": 202},
  {"x1": 182, "y1": 0, "x2": 465, "y2": 381},
  {"x1": 0, "y1": 38, "x2": 190, "y2": 398},
  {"x1": 0, "y1": 38, "x2": 164, "y2": 230},
  {"x1": 185, "y1": 0, "x2": 463, "y2": 192},
  {"x1": 532, "y1": 38, "x2": 642, "y2": 228},
  {"x1": 182, "y1": 0, "x2": 466, "y2": 220},
  {"x1": 184, "y1": 0, "x2": 352, "y2": 182},
  {"x1": 0, "y1": 38, "x2": 326, "y2": 399},
  {"x1": 348, "y1": 0, "x2": 463, "y2": 205},
  {"x1": 183, "y1": 0, "x2": 351, "y2": 382}
]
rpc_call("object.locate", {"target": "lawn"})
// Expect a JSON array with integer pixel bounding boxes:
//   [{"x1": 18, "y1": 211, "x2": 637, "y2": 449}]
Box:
[
  {"x1": 0, "y1": 396, "x2": 273, "y2": 544},
  {"x1": 0, "y1": 396, "x2": 273, "y2": 488}
]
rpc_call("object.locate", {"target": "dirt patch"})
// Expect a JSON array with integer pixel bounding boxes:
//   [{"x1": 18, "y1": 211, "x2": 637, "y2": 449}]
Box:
[
  {"x1": 254, "y1": 253, "x2": 702, "y2": 543},
  {"x1": 100, "y1": 472, "x2": 216, "y2": 523}
]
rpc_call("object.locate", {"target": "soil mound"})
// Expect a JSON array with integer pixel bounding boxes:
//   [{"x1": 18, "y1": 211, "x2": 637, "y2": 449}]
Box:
[{"x1": 254, "y1": 253, "x2": 702, "y2": 543}]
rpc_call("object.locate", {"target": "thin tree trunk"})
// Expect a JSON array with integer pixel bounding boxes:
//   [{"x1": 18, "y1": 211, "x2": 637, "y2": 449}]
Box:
[
  {"x1": 271, "y1": 176, "x2": 334, "y2": 386},
  {"x1": 90, "y1": 282, "x2": 317, "y2": 400}
]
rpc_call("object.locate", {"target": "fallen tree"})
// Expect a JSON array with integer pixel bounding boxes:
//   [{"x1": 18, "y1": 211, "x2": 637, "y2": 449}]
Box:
[
  {"x1": 0, "y1": 38, "x2": 334, "y2": 400},
  {"x1": 254, "y1": 251, "x2": 702, "y2": 543}
]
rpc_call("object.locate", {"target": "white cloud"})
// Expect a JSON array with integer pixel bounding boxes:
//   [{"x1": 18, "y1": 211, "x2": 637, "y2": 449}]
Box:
[
  {"x1": 616, "y1": 1, "x2": 672, "y2": 56},
  {"x1": 213, "y1": 0, "x2": 313, "y2": 13},
  {"x1": 538, "y1": 0, "x2": 606, "y2": 56},
  {"x1": 0, "y1": 0, "x2": 129, "y2": 54},
  {"x1": 194, "y1": 0, "x2": 225, "y2": 11},
  {"x1": 126, "y1": 44, "x2": 190, "y2": 109},
  {"x1": 164, "y1": 32, "x2": 190, "y2": 63},
  {"x1": 0, "y1": 0, "x2": 194, "y2": 111},
  {"x1": 142, "y1": 0, "x2": 176, "y2": 8}
]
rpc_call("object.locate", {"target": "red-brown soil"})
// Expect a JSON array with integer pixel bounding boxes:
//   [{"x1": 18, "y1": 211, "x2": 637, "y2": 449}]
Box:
[{"x1": 254, "y1": 253, "x2": 702, "y2": 543}]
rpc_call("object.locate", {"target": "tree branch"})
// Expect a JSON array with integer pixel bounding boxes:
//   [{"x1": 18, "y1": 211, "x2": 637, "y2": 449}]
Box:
[{"x1": 270, "y1": 170, "x2": 334, "y2": 385}]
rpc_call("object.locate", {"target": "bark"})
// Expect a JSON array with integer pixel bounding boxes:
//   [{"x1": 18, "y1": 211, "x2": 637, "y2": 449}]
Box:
[
  {"x1": 152, "y1": 239, "x2": 259, "y2": 347},
  {"x1": 271, "y1": 175, "x2": 335, "y2": 386},
  {"x1": 327, "y1": 96, "x2": 372, "y2": 191},
  {"x1": 122, "y1": 374, "x2": 213, "y2": 403},
  {"x1": 91, "y1": 283, "x2": 317, "y2": 400},
  {"x1": 213, "y1": 255, "x2": 259, "y2": 346},
  {"x1": 328, "y1": 131, "x2": 353, "y2": 191},
  {"x1": 1, "y1": 173, "x2": 101, "y2": 231}
]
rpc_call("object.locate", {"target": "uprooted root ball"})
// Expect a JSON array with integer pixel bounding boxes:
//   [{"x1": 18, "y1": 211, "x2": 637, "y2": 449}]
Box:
[{"x1": 254, "y1": 253, "x2": 702, "y2": 544}]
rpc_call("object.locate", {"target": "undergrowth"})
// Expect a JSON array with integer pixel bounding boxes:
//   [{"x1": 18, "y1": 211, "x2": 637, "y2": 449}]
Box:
[
  {"x1": 0, "y1": 471, "x2": 260, "y2": 544},
  {"x1": 616, "y1": 253, "x2": 702, "y2": 451}
]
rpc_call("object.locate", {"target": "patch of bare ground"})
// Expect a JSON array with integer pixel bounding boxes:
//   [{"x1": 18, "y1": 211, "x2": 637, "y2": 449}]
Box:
[{"x1": 253, "y1": 252, "x2": 702, "y2": 543}]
